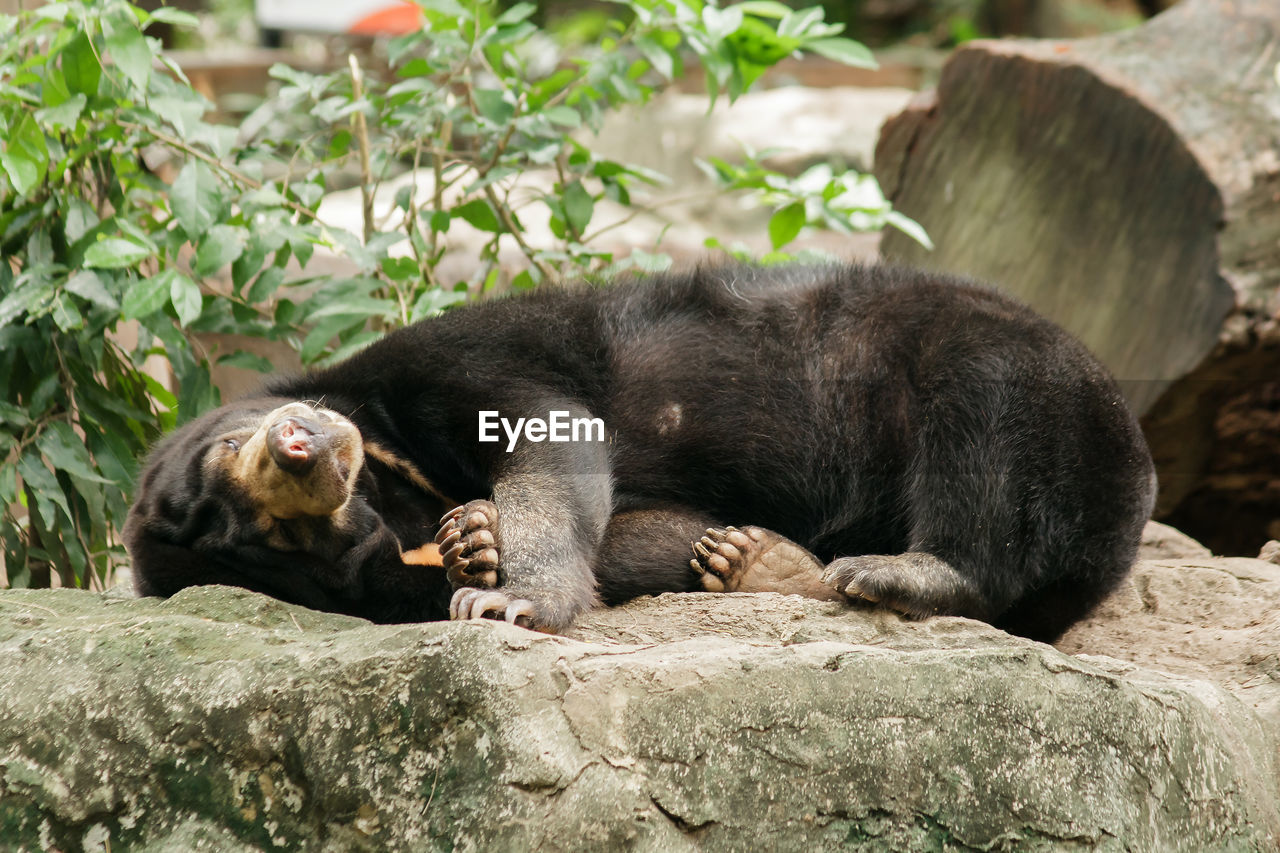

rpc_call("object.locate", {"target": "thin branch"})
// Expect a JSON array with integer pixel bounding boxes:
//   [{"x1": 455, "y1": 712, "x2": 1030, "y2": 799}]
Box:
[
  {"x1": 116, "y1": 120, "x2": 321, "y2": 223},
  {"x1": 484, "y1": 184, "x2": 555, "y2": 282},
  {"x1": 580, "y1": 188, "x2": 717, "y2": 244},
  {"x1": 348, "y1": 53, "x2": 375, "y2": 245}
]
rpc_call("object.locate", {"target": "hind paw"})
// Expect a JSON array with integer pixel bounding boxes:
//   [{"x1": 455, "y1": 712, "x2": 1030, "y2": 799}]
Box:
[
  {"x1": 822, "y1": 552, "x2": 985, "y2": 620},
  {"x1": 691, "y1": 526, "x2": 762, "y2": 592},
  {"x1": 692, "y1": 526, "x2": 838, "y2": 600}
]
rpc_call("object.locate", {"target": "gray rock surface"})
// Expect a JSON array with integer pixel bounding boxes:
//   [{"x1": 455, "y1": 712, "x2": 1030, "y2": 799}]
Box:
[{"x1": 2, "y1": 528, "x2": 1278, "y2": 852}]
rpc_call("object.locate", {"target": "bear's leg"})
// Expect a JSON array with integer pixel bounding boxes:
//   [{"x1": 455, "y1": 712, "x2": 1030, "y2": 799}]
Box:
[
  {"x1": 440, "y1": 503, "x2": 712, "y2": 611},
  {"x1": 593, "y1": 510, "x2": 844, "y2": 605},
  {"x1": 593, "y1": 506, "x2": 720, "y2": 605},
  {"x1": 692, "y1": 526, "x2": 843, "y2": 602},
  {"x1": 445, "y1": 405, "x2": 612, "y2": 631},
  {"x1": 821, "y1": 553, "x2": 989, "y2": 621}
]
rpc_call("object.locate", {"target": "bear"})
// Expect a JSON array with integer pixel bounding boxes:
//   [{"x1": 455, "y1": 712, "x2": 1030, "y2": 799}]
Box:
[{"x1": 123, "y1": 262, "x2": 1156, "y2": 642}]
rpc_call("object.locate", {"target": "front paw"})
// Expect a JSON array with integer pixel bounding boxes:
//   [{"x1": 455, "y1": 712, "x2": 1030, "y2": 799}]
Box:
[
  {"x1": 450, "y1": 586, "x2": 537, "y2": 629},
  {"x1": 435, "y1": 500, "x2": 501, "y2": 588}
]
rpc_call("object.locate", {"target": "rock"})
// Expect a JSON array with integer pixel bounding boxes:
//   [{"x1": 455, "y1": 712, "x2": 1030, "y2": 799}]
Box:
[
  {"x1": 1, "y1": 569, "x2": 1277, "y2": 851},
  {"x1": 1260, "y1": 540, "x2": 1280, "y2": 565},
  {"x1": 1059, "y1": 555, "x2": 1280, "y2": 726}
]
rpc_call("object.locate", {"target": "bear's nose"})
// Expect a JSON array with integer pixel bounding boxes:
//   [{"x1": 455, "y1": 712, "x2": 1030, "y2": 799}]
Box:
[{"x1": 268, "y1": 415, "x2": 327, "y2": 475}]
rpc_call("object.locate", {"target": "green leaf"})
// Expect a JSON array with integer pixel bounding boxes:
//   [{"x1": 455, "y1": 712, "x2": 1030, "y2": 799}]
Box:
[
  {"x1": 408, "y1": 286, "x2": 466, "y2": 323},
  {"x1": 562, "y1": 181, "x2": 594, "y2": 236},
  {"x1": 246, "y1": 267, "x2": 285, "y2": 303},
  {"x1": 530, "y1": 68, "x2": 577, "y2": 109},
  {"x1": 805, "y1": 38, "x2": 877, "y2": 69},
  {"x1": 299, "y1": 315, "x2": 364, "y2": 364},
  {"x1": 105, "y1": 18, "x2": 151, "y2": 90},
  {"x1": 0, "y1": 402, "x2": 32, "y2": 429},
  {"x1": 473, "y1": 89, "x2": 514, "y2": 124},
  {"x1": 150, "y1": 81, "x2": 209, "y2": 137},
  {"x1": 217, "y1": 351, "x2": 274, "y2": 373},
  {"x1": 34, "y1": 92, "x2": 86, "y2": 129},
  {"x1": 64, "y1": 198, "x2": 100, "y2": 243},
  {"x1": 65, "y1": 271, "x2": 119, "y2": 311},
  {"x1": 885, "y1": 210, "x2": 933, "y2": 250},
  {"x1": 0, "y1": 284, "x2": 54, "y2": 329},
  {"x1": 147, "y1": 7, "x2": 200, "y2": 28},
  {"x1": 41, "y1": 65, "x2": 74, "y2": 109},
  {"x1": 428, "y1": 210, "x2": 451, "y2": 233},
  {"x1": 511, "y1": 270, "x2": 538, "y2": 291},
  {"x1": 630, "y1": 248, "x2": 672, "y2": 272},
  {"x1": 316, "y1": 328, "x2": 383, "y2": 366},
  {"x1": 34, "y1": 3, "x2": 70, "y2": 21},
  {"x1": 305, "y1": 296, "x2": 397, "y2": 322},
  {"x1": 167, "y1": 270, "x2": 202, "y2": 326},
  {"x1": 634, "y1": 35, "x2": 676, "y2": 80},
  {"x1": 768, "y1": 201, "x2": 806, "y2": 249},
  {"x1": 121, "y1": 274, "x2": 171, "y2": 319},
  {"x1": 727, "y1": 17, "x2": 801, "y2": 65},
  {"x1": 702, "y1": 5, "x2": 745, "y2": 42},
  {"x1": 543, "y1": 105, "x2": 581, "y2": 128},
  {"x1": 194, "y1": 225, "x2": 246, "y2": 277},
  {"x1": 17, "y1": 453, "x2": 72, "y2": 527},
  {"x1": 51, "y1": 294, "x2": 84, "y2": 332},
  {"x1": 84, "y1": 238, "x2": 153, "y2": 269},
  {"x1": 61, "y1": 31, "x2": 101, "y2": 97},
  {"x1": 735, "y1": 1, "x2": 794, "y2": 18},
  {"x1": 241, "y1": 186, "x2": 288, "y2": 209},
  {"x1": 381, "y1": 256, "x2": 419, "y2": 281},
  {"x1": 453, "y1": 199, "x2": 503, "y2": 233},
  {"x1": 778, "y1": 7, "x2": 825, "y2": 38},
  {"x1": 170, "y1": 160, "x2": 223, "y2": 239},
  {"x1": 1, "y1": 113, "x2": 49, "y2": 197},
  {"x1": 495, "y1": 2, "x2": 536, "y2": 25},
  {"x1": 418, "y1": 0, "x2": 469, "y2": 19},
  {"x1": 395, "y1": 58, "x2": 434, "y2": 79},
  {"x1": 141, "y1": 373, "x2": 179, "y2": 416},
  {"x1": 37, "y1": 423, "x2": 113, "y2": 484}
]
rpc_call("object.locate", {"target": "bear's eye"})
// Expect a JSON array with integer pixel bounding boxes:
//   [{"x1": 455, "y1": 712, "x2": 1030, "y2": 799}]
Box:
[{"x1": 224, "y1": 438, "x2": 241, "y2": 452}]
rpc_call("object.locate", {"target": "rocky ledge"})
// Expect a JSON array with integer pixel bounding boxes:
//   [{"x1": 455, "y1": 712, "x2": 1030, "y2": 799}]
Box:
[{"x1": 0, "y1": 524, "x2": 1276, "y2": 851}]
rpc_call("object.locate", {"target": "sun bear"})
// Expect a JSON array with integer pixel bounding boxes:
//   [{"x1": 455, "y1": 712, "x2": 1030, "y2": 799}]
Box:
[{"x1": 123, "y1": 263, "x2": 1156, "y2": 642}]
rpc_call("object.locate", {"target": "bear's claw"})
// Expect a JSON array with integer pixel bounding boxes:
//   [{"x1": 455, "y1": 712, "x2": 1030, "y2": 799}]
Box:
[
  {"x1": 690, "y1": 525, "x2": 762, "y2": 592},
  {"x1": 692, "y1": 524, "x2": 842, "y2": 601},
  {"x1": 450, "y1": 586, "x2": 536, "y2": 628},
  {"x1": 435, "y1": 500, "x2": 501, "y2": 588}
]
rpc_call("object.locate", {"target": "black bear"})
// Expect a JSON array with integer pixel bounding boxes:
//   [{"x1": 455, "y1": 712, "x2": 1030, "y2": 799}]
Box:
[{"x1": 124, "y1": 263, "x2": 1155, "y2": 641}]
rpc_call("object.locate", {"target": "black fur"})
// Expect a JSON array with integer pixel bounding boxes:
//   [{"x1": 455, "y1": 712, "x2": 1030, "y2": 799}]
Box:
[{"x1": 125, "y1": 263, "x2": 1155, "y2": 640}]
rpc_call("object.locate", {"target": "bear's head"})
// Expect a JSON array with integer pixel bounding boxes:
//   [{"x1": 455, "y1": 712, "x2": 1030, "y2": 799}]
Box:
[{"x1": 123, "y1": 398, "x2": 448, "y2": 618}]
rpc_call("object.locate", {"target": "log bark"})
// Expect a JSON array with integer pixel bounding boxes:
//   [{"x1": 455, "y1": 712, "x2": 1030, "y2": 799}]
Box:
[{"x1": 874, "y1": 0, "x2": 1280, "y2": 549}]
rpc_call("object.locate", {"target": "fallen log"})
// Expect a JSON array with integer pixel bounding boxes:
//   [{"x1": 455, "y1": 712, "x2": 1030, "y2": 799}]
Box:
[{"x1": 873, "y1": 0, "x2": 1280, "y2": 553}]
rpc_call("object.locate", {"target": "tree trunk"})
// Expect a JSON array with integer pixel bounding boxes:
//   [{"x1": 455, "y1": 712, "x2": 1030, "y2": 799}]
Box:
[{"x1": 873, "y1": 0, "x2": 1280, "y2": 553}]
